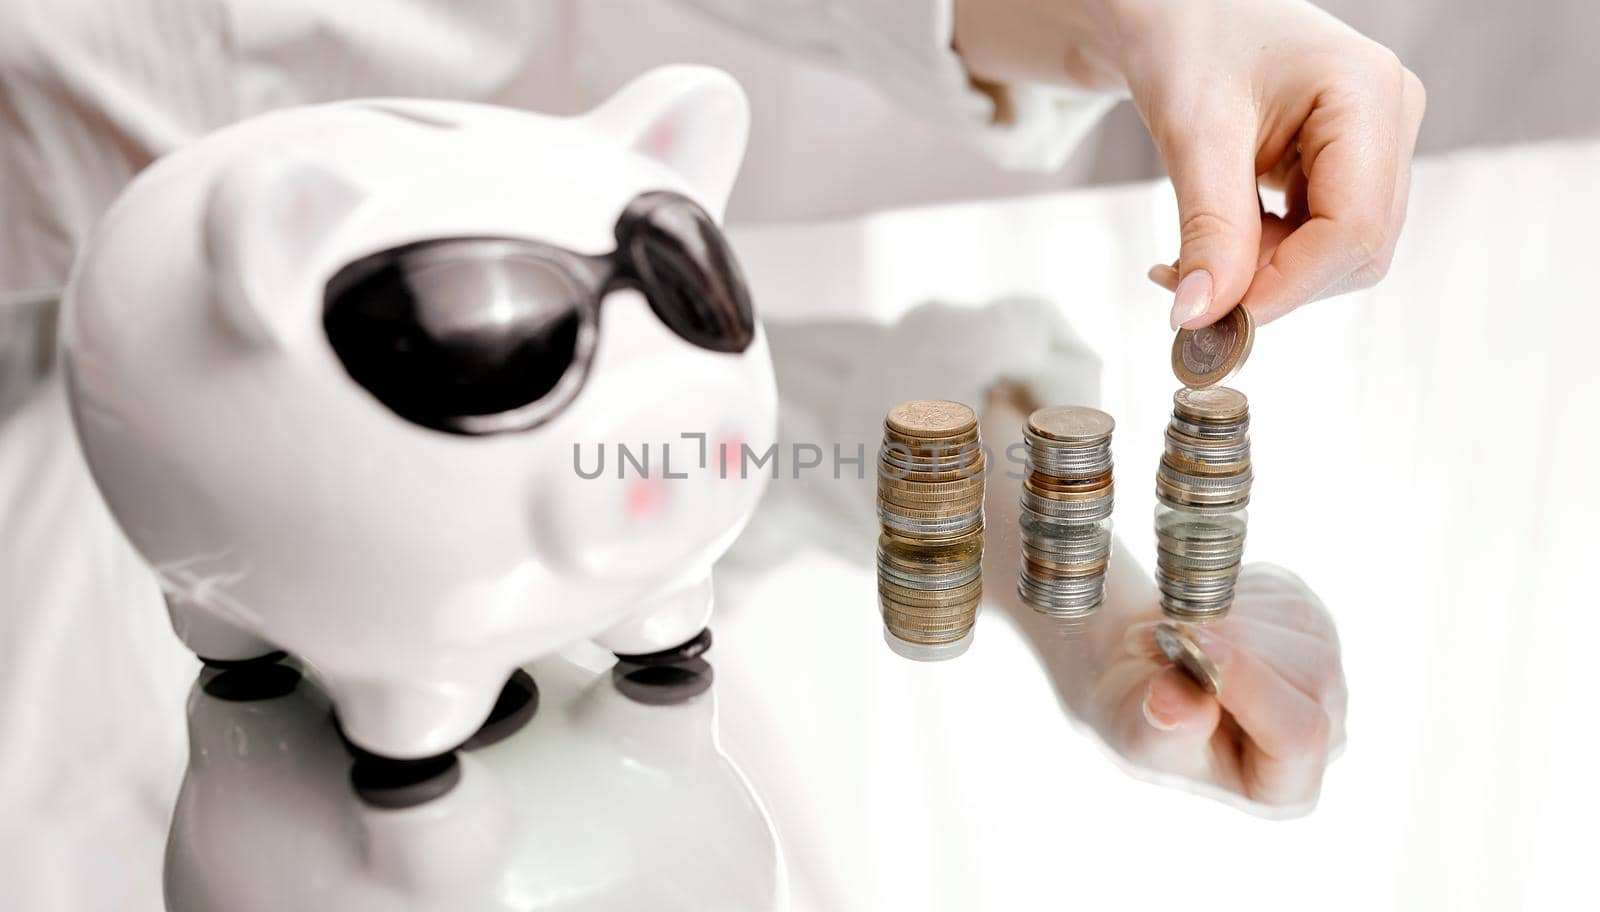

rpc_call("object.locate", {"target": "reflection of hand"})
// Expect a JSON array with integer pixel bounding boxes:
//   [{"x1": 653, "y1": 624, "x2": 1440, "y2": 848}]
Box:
[
  {"x1": 954, "y1": 0, "x2": 1425, "y2": 328},
  {"x1": 1089, "y1": 564, "x2": 1346, "y2": 814}
]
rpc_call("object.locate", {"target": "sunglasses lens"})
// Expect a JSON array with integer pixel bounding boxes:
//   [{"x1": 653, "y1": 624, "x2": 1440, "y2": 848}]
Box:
[
  {"x1": 616, "y1": 192, "x2": 754, "y2": 353},
  {"x1": 324, "y1": 241, "x2": 593, "y2": 435}
]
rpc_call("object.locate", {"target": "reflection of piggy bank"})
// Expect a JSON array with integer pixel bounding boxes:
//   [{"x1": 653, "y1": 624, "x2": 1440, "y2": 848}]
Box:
[
  {"x1": 61, "y1": 65, "x2": 777, "y2": 758},
  {"x1": 166, "y1": 652, "x2": 783, "y2": 910}
]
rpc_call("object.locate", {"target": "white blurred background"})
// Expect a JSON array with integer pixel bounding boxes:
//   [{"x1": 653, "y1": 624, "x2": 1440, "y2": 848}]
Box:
[{"x1": 2, "y1": 1, "x2": 1597, "y2": 909}]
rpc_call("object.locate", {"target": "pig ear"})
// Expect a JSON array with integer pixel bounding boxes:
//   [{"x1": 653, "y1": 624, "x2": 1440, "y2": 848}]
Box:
[
  {"x1": 588, "y1": 65, "x2": 749, "y2": 220},
  {"x1": 205, "y1": 154, "x2": 366, "y2": 346}
]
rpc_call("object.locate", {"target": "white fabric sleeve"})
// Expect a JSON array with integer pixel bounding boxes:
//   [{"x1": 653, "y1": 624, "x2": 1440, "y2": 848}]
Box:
[{"x1": 671, "y1": 0, "x2": 1119, "y2": 171}]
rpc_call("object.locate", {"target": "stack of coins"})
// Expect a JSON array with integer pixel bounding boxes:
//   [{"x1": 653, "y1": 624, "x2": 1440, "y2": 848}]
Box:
[
  {"x1": 1154, "y1": 387, "x2": 1251, "y2": 622},
  {"x1": 1016, "y1": 406, "x2": 1115, "y2": 619},
  {"x1": 876, "y1": 400, "x2": 985, "y2": 659}
]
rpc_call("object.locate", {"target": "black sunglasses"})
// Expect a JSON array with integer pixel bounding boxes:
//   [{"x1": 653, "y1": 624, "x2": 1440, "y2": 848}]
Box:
[{"x1": 323, "y1": 190, "x2": 755, "y2": 436}]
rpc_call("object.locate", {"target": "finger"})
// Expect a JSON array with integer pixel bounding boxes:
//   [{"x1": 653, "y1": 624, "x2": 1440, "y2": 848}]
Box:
[
  {"x1": 1142, "y1": 665, "x2": 1220, "y2": 732},
  {"x1": 1153, "y1": 101, "x2": 1263, "y2": 331},
  {"x1": 1147, "y1": 263, "x2": 1180, "y2": 292},
  {"x1": 1257, "y1": 213, "x2": 1297, "y2": 269},
  {"x1": 1327, "y1": 63, "x2": 1426, "y2": 295},
  {"x1": 1369, "y1": 67, "x2": 1426, "y2": 277},
  {"x1": 1234, "y1": 563, "x2": 1338, "y2": 644},
  {"x1": 1126, "y1": 612, "x2": 1339, "y2": 708},
  {"x1": 1114, "y1": 665, "x2": 1225, "y2": 778},
  {"x1": 1239, "y1": 84, "x2": 1402, "y2": 324},
  {"x1": 1186, "y1": 626, "x2": 1333, "y2": 764},
  {"x1": 1209, "y1": 619, "x2": 1344, "y2": 712}
]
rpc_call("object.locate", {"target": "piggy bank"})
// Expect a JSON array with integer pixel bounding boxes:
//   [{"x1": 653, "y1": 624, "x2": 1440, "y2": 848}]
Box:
[
  {"x1": 165, "y1": 651, "x2": 784, "y2": 911},
  {"x1": 61, "y1": 66, "x2": 777, "y2": 758}
]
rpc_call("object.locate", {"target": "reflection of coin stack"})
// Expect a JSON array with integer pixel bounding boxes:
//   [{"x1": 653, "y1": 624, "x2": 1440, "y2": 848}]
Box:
[
  {"x1": 1016, "y1": 407, "x2": 1115, "y2": 619},
  {"x1": 1155, "y1": 387, "x2": 1251, "y2": 622},
  {"x1": 876, "y1": 400, "x2": 985, "y2": 659}
]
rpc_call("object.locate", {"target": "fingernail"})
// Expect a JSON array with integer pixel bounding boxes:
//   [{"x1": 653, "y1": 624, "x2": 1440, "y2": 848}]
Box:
[
  {"x1": 1141, "y1": 680, "x2": 1183, "y2": 731},
  {"x1": 1170, "y1": 269, "x2": 1213, "y2": 330}
]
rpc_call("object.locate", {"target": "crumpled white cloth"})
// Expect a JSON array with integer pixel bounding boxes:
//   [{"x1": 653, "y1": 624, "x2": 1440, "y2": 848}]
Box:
[
  {"x1": 0, "y1": 0, "x2": 1112, "y2": 295},
  {"x1": 0, "y1": 372, "x2": 194, "y2": 912}
]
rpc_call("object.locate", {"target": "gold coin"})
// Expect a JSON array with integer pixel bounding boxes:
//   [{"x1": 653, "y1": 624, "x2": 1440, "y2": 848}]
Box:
[
  {"x1": 876, "y1": 496, "x2": 984, "y2": 519},
  {"x1": 1171, "y1": 306, "x2": 1254, "y2": 389},
  {"x1": 882, "y1": 621, "x2": 974, "y2": 645},
  {"x1": 880, "y1": 601, "x2": 981, "y2": 626},
  {"x1": 878, "y1": 531, "x2": 983, "y2": 564},
  {"x1": 1171, "y1": 386, "x2": 1249, "y2": 422},
  {"x1": 878, "y1": 454, "x2": 987, "y2": 484},
  {"x1": 1026, "y1": 405, "x2": 1114, "y2": 442},
  {"x1": 885, "y1": 400, "x2": 978, "y2": 439},
  {"x1": 879, "y1": 601, "x2": 981, "y2": 625},
  {"x1": 1160, "y1": 451, "x2": 1250, "y2": 477},
  {"x1": 883, "y1": 486, "x2": 979, "y2": 508},
  {"x1": 1023, "y1": 477, "x2": 1113, "y2": 501},
  {"x1": 882, "y1": 428, "x2": 979, "y2": 450},
  {"x1": 879, "y1": 474, "x2": 987, "y2": 497},
  {"x1": 880, "y1": 600, "x2": 977, "y2": 622},
  {"x1": 876, "y1": 485, "x2": 984, "y2": 506},
  {"x1": 1027, "y1": 468, "x2": 1114, "y2": 489},
  {"x1": 1153, "y1": 622, "x2": 1222, "y2": 695},
  {"x1": 880, "y1": 439, "x2": 982, "y2": 461}
]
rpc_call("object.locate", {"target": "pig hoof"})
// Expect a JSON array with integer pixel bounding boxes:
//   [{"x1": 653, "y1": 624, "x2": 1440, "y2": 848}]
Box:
[
  {"x1": 613, "y1": 656, "x2": 713, "y2": 706},
  {"x1": 350, "y1": 753, "x2": 461, "y2": 809},
  {"x1": 201, "y1": 661, "x2": 301, "y2": 702},
  {"x1": 198, "y1": 649, "x2": 288, "y2": 670},
  {"x1": 460, "y1": 669, "x2": 539, "y2": 750},
  {"x1": 612, "y1": 627, "x2": 712, "y2": 666}
]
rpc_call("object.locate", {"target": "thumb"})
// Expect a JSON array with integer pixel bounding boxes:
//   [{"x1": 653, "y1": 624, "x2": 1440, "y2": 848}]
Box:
[
  {"x1": 1117, "y1": 666, "x2": 1221, "y2": 773},
  {"x1": 1141, "y1": 666, "x2": 1219, "y2": 734},
  {"x1": 1157, "y1": 117, "x2": 1262, "y2": 329}
]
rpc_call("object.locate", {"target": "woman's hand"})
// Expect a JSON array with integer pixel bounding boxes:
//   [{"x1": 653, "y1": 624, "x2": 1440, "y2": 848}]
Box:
[
  {"x1": 954, "y1": 0, "x2": 1426, "y2": 329},
  {"x1": 980, "y1": 387, "x2": 1346, "y2": 817},
  {"x1": 1088, "y1": 564, "x2": 1347, "y2": 814}
]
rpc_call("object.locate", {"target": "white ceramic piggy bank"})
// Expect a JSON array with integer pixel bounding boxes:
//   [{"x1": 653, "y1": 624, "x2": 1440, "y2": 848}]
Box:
[{"x1": 61, "y1": 66, "x2": 777, "y2": 758}]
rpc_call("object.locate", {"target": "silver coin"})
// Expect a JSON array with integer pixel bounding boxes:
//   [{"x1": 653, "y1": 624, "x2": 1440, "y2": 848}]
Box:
[
  {"x1": 1154, "y1": 622, "x2": 1222, "y2": 694},
  {"x1": 1027, "y1": 405, "x2": 1115, "y2": 443}
]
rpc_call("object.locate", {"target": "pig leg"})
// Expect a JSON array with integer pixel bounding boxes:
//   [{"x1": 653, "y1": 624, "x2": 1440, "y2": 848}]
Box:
[
  {"x1": 166, "y1": 595, "x2": 280, "y2": 667},
  {"x1": 596, "y1": 574, "x2": 715, "y2": 663},
  {"x1": 325, "y1": 667, "x2": 510, "y2": 760}
]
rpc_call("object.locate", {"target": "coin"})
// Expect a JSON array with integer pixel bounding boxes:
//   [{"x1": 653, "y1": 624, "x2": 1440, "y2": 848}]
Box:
[
  {"x1": 1016, "y1": 402, "x2": 1116, "y2": 617},
  {"x1": 1154, "y1": 622, "x2": 1222, "y2": 694},
  {"x1": 885, "y1": 400, "x2": 978, "y2": 439},
  {"x1": 878, "y1": 532, "x2": 982, "y2": 565},
  {"x1": 1153, "y1": 389, "x2": 1251, "y2": 622},
  {"x1": 877, "y1": 574, "x2": 983, "y2": 606},
  {"x1": 877, "y1": 493, "x2": 984, "y2": 516},
  {"x1": 1172, "y1": 386, "x2": 1249, "y2": 422},
  {"x1": 877, "y1": 400, "x2": 986, "y2": 657},
  {"x1": 1172, "y1": 306, "x2": 1254, "y2": 389},
  {"x1": 1026, "y1": 406, "x2": 1115, "y2": 443}
]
